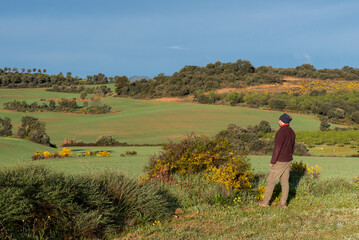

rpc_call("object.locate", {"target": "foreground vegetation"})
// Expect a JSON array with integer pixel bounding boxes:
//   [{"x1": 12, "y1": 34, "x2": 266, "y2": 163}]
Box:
[{"x1": 119, "y1": 181, "x2": 359, "y2": 239}]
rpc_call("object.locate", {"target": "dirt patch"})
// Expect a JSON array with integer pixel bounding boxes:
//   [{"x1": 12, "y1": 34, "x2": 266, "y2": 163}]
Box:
[
  {"x1": 41, "y1": 98, "x2": 101, "y2": 102},
  {"x1": 215, "y1": 88, "x2": 238, "y2": 94},
  {"x1": 153, "y1": 96, "x2": 194, "y2": 103}
]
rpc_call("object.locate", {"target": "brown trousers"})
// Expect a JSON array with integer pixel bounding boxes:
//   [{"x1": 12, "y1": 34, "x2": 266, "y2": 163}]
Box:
[{"x1": 263, "y1": 161, "x2": 291, "y2": 204}]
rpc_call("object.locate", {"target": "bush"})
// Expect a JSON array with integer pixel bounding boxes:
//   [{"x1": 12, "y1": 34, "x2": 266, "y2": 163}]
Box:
[
  {"x1": 96, "y1": 135, "x2": 119, "y2": 146},
  {"x1": 268, "y1": 98, "x2": 286, "y2": 110},
  {"x1": 205, "y1": 156, "x2": 253, "y2": 191},
  {"x1": 327, "y1": 108, "x2": 345, "y2": 119},
  {"x1": 258, "y1": 120, "x2": 272, "y2": 133},
  {"x1": 226, "y1": 92, "x2": 243, "y2": 106},
  {"x1": 0, "y1": 117, "x2": 12, "y2": 136},
  {"x1": 143, "y1": 134, "x2": 254, "y2": 197},
  {"x1": 17, "y1": 116, "x2": 51, "y2": 146},
  {"x1": 0, "y1": 165, "x2": 173, "y2": 239},
  {"x1": 294, "y1": 142, "x2": 309, "y2": 156},
  {"x1": 290, "y1": 161, "x2": 307, "y2": 175},
  {"x1": 350, "y1": 111, "x2": 359, "y2": 123}
]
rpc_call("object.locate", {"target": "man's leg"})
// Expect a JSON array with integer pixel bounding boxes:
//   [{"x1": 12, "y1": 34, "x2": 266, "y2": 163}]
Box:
[
  {"x1": 280, "y1": 162, "x2": 291, "y2": 205},
  {"x1": 262, "y1": 161, "x2": 291, "y2": 204}
]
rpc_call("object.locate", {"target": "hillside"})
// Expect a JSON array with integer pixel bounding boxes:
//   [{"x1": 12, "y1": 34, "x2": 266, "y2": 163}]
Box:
[{"x1": 0, "y1": 88, "x2": 325, "y2": 146}]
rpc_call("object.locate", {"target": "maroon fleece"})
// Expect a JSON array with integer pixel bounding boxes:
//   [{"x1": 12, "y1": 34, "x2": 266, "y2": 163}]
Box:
[{"x1": 270, "y1": 124, "x2": 296, "y2": 164}]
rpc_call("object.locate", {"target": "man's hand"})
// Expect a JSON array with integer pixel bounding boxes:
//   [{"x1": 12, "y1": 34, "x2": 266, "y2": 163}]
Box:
[{"x1": 269, "y1": 163, "x2": 274, "y2": 167}]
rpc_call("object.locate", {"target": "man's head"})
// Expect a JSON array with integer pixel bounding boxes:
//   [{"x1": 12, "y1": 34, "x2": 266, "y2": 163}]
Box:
[{"x1": 278, "y1": 113, "x2": 292, "y2": 126}]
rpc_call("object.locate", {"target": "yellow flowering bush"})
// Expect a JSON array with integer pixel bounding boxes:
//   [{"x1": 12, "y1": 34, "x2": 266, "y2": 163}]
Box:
[
  {"x1": 256, "y1": 185, "x2": 266, "y2": 200},
  {"x1": 307, "y1": 164, "x2": 322, "y2": 179},
  {"x1": 59, "y1": 148, "x2": 72, "y2": 157},
  {"x1": 96, "y1": 151, "x2": 110, "y2": 157},
  {"x1": 143, "y1": 134, "x2": 254, "y2": 193},
  {"x1": 205, "y1": 156, "x2": 254, "y2": 191},
  {"x1": 34, "y1": 151, "x2": 41, "y2": 156},
  {"x1": 43, "y1": 151, "x2": 51, "y2": 157},
  {"x1": 145, "y1": 135, "x2": 232, "y2": 179},
  {"x1": 32, "y1": 148, "x2": 72, "y2": 160}
]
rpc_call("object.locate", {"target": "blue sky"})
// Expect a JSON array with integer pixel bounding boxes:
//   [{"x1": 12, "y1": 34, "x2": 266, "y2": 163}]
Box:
[{"x1": 1, "y1": 0, "x2": 359, "y2": 78}]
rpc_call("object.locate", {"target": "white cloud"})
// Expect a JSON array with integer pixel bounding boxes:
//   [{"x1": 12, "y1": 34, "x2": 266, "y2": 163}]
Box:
[
  {"x1": 303, "y1": 53, "x2": 311, "y2": 63},
  {"x1": 164, "y1": 46, "x2": 186, "y2": 50}
]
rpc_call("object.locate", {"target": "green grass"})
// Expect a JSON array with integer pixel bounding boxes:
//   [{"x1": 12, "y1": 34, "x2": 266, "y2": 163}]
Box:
[
  {"x1": 118, "y1": 188, "x2": 359, "y2": 239},
  {"x1": 2, "y1": 138, "x2": 359, "y2": 180},
  {"x1": 1, "y1": 88, "x2": 326, "y2": 146},
  {"x1": 0, "y1": 137, "x2": 160, "y2": 178}
]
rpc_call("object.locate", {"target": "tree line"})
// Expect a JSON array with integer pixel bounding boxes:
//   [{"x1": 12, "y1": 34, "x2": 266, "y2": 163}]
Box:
[
  {"x1": 114, "y1": 60, "x2": 359, "y2": 99},
  {"x1": 3, "y1": 98, "x2": 111, "y2": 114},
  {"x1": 0, "y1": 68, "x2": 113, "y2": 88}
]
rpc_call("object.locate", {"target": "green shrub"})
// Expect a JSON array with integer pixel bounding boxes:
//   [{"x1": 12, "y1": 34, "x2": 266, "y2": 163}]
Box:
[
  {"x1": 294, "y1": 142, "x2": 309, "y2": 156},
  {"x1": 327, "y1": 108, "x2": 345, "y2": 119},
  {"x1": 268, "y1": 98, "x2": 286, "y2": 110},
  {"x1": 290, "y1": 161, "x2": 307, "y2": 175},
  {"x1": 96, "y1": 135, "x2": 119, "y2": 146},
  {"x1": 0, "y1": 165, "x2": 173, "y2": 239},
  {"x1": 0, "y1": 117, "x2": 12, "y2": 136},
  {"x1": 226, "y1": 92, "x2": 243, "y2": 106}
]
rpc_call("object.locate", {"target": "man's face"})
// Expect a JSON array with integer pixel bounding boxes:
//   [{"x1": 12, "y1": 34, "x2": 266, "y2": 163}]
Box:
[{"x1": 278, "y1": 120, "x2": 283, "y2": 127}]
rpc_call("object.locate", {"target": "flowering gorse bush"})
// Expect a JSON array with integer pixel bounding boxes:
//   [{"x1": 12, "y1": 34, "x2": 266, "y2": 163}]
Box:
[
  {"x1": 291, "y1": 161, "x2": 308, "y2": 175},
  {"x1": 256, "y1": 185, "x2": 266, "y2": 201},
  {"x1": 96, "y1": 151, "x2": 110, "y2": 157},
  {"x1": 59, "y1": 147, "x2": 72, "y2": 157},
  {"x1": 205, "y1": 156, "x2": 253, "y2": 191},
  {"x1": 83, "y1": 151, "x2": 110, "y2": 157},
  {"x1": 307, "y1": 164, "x2": 322, "y2": 179},
  {"x1": 142, "y1": 134, "x2": 254, "y2": 192},
  {"x1": 32, "y1": 148, "x2": 72, "y2": 160}
]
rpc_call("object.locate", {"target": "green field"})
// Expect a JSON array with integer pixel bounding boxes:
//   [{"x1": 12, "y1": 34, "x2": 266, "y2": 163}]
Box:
[
  {"x1": 2, "y1": 137, "x2": 358, "y2": 180},
  {"x1": 1, "y1": 87, "x2": 327, "y2": 146},
  {"x1": 0, "y1": 137, "x2": 160, "y2": 178}
]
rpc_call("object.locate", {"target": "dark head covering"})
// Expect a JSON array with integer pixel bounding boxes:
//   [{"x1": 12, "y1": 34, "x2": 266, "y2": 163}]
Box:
[{"x1": 279, "y1": 113, "x2": 292, "y2": 124}]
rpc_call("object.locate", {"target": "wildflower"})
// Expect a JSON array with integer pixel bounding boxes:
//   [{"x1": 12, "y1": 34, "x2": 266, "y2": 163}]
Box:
[
  {"x1": 34, "y1": 151, "x2": 41, "y2": 156},
  {"x1": 43, "y1": 151, "x2": 51, "y2": 157}
]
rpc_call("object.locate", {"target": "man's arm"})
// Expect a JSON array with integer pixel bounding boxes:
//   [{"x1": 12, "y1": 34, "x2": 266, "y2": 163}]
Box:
[{"x1": 270, "y1": 130, "x2": 285, "y2": 165}]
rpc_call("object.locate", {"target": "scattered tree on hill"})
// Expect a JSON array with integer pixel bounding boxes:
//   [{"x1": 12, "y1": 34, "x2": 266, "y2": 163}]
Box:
[
  {"x1": 319, "y1": 116, "x2": 330, "y2": 131},
  {"x1": 17, "y1": 116, "x2": 51, "y2": 146},
  {"x1": 80, "y1": 91, "x2": 88, "y2": 99},
  {"x1": 0, "y1": 117, "x2": 12, "y2": 136},
  {"x1": 115, "y1": 75, "x2": 130, "y2": 95}
]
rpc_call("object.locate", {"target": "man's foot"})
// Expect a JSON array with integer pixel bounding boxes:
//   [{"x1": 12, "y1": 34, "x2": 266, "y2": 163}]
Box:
[
  {"x1": 255, "y1": 201, "x2": 269, "y2": 207},
  {"x1": 277, "y1": 202, "x2": 287, "y2": 208}
]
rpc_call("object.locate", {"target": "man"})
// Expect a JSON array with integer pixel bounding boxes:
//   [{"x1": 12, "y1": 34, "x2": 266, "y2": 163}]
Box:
[{"x1": 257, "y1": 113, "x2": 296, "y2": 207}]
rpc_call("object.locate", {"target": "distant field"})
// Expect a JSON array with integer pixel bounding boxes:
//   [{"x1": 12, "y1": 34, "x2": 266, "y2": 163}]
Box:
[
  {"x1": 1, "y1": 138, "x2": 358, "y2": 180},
  {"x1": 0, "y1": 137, "x2": 160, "y2": 178},
  {"x1": 0, "y1": 87, "x2": 325, "y2": 146}
]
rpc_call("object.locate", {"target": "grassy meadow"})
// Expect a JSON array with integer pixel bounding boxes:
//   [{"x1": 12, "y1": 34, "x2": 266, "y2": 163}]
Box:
[
  {"x1": 0, "y1": 87, "x2": 324, "y2": 146},
  {"x1": 2, "y1": 137, "x2": 358, "y2": 180}
]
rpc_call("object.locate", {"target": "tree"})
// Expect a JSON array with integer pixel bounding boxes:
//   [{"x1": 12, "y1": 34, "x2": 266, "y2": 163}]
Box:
[
  {"x1": 258, "y1": 120, "x2": 272, "y2": 133},
  {"x1": 0, "y1": 117, "x2": 12, "y2": 136},
  {"x1": 226, "y1": 92, "x2": 242, "y2": 106},
  {"x1": 115, "y1": 75, "x2": 130, "y2": 95},
  {"x1": 17, "y1": 116, "x2": 51, "y2": 146},
  {"x1": 319, "y1": 116, "x2": 330, "y2": 131},
  {"x1": 80, "y1": 91, "x2": 88, "y2": 100}
]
